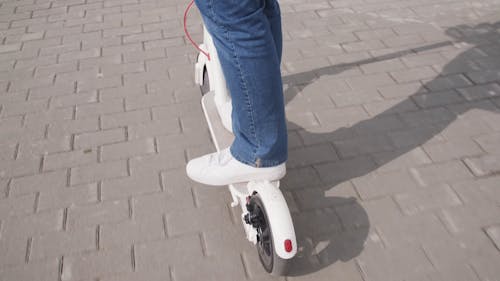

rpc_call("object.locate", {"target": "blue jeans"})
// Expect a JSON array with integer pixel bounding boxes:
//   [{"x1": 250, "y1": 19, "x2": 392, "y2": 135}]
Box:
[{"x1": 195, "y1": 0, "x2": 287, "y2": 168}]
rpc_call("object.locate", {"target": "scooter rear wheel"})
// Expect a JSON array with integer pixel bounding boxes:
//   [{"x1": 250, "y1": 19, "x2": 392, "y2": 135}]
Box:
[{"x1": 248, "y1": 194, "x2": 289, "y2": 276}]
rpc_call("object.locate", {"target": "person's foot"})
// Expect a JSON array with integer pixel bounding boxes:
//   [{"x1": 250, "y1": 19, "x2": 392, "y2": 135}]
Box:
[{"x1": 186, "y1": 148, "x2": 286, "y2": 186}]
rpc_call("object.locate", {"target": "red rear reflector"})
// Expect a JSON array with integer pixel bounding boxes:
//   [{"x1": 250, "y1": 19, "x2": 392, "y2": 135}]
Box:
[{"x1": 284, "y1": 239, "x2": 292, "y2": 252}]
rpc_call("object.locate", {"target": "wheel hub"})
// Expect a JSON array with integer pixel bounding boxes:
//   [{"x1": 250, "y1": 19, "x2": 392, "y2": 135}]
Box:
[{"x1": 244, "y1": 192, "x2": 274, "y2": 272}]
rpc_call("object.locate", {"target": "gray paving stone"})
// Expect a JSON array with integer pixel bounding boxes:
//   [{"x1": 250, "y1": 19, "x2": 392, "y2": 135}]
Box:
[
  {"x1": 123, "y1": 31, "x2": 162, "y2": 44},
  {"x1": 345, "y1": 72, "x2": 395, "y2": 90},
  {"x1": 0, "y1": 234, "x2": 29, "y2": 267},
  {"x1": 394, "y1": 184, "x2": 462, "y2": 215},
  {"x1": 16, "y1": 55, "x2": 58, "y2": 70},
  {"x1": 0, "y1": 155, "x2": 41, "y2": 178},
  {"x1": 125, "y1": 93, "x2": 175, "y2": 111},
  {"x1": 285, "y1": 88, "x2": 337, "y2": 113},
  {"x1": 30, "y1": 227, "x2": 96, "y2": 260},
  {"x1": 156, "y1": 130, "x2": 211, "y2": 151},
  {"x1": 439, "y1": 202, "x2": 500, "y2": 234},
  {"x1": 48, "y1": 117, "x2": 100, "y2": 138},
  {"x1": 10, "y1": 170, "x2": 67, "y2": 196},
  {"x1": 399, "y1": 107, "x2": 456, "y2": 127},
  {"x1": 458, "y1": 83, "x2": 500, "y2": 101},
  {"x1": 166, "y1": 205, "x2": 233, "y2": 237},
  {"x1": 354, "y1": 114, "x2": 407, "y2": 135},
  {"x1": 51, "y1": 91, "x2": 97, "y2": 108},
  {"x1": 28, "y1": 82, "x2": 75, "y2": 99},
  {"x1": 43, "y1": 149, "x2": 97, "y2": 171},
  {"x1": 99, "y1": 267, "x2": 172, "y2": 281},
  {"x1": 440, "y1": 115, "x2": 493, "y2": 139},
  {"x1": 0, "y1": 259, "x2": 59, "y2": 281},
  {"x1": 280, "y1": 166, "x2": 322, "y2": 190},
  {"x1": 77, "y1": 75, "x2": 122, "y2": 93},
  {"x1": 421, "y1": 264, "x2": 481, "y2": 281},
  {"x1": 335, "y1": 134, "x2": 396, "y2": 158},
  {"x1": 75, "y1": 128, "x2": 126, "y2": 149},
  {"x1": 377, "y1": 82, "x2": 425, "y2": 98},
  {"x1": 201, "y1": 226, "x2": 254, "y2": 256},
  {"x1": 191, "y1": 182, "x2": 234, "y2": 208},
  {"x1": 363, "y1": 97, "x2": 419, "y2": 116},
  {"x1": 2, "y1": 209, "x2": 64, "y2": 239},
  {"x1": 23, "y1": 108, "x2": 73, "y2": 130},
  {"x1": 315, "y1": 155, "x2": 377, "y2": 185},
  {"x1": 175, "y1": 253, "x2": 250, "y2": 281},
  {"x1": 0, "y1": 193, "x2": 35, "y2": 220},
  {"x1": 452, "y1": 176, "x2": 500, "y2": 206},
  {"x1": 389, "y1": 126, "x2": 446, "y2": 149},
  {"x1": 79, "y1": 55, "x2": 123, "y2": 70},
  {"x1": 101, "y1": 172, "x2": 161, "y2": 201},
  {"x1": 422, "y1": 74, "x2": 473, "y2": 92},
  {"x1": 412, "y1": 90, "x2": 466, "y2": 108},
  {"x1": 70, "y1": 160, "x2": 128, "y2": 185},
  {"x1": 2, "y1": 98, "x2": 48, "y2": 116},
  {"x1": 61, "y1": 248, "x2": 132, "y2": 281},
  {"x1": 37, "y1": 181, "x2": 97, "y2": 210},
  {"x1": 129, "y1": 148, "x2": 186, "y2": 174},
  {"x1": 353, "y1": 169, "x2": 419, "y2": 200},
  {"x1": 410, "y1": 161, "x2": 473, "y2": 186},
  {"x1": 101, "y1": 138, "x2": 155, "y2": 161},
  {"x1": 288, "y1": 144, "x2": 339, "y2": 168},
  {"x1": 101, "y1": 109, "x2": 151, "y2": 129},
  {"x1": 135, "y1": 234, "x2": 203, "y2": 269},
  {"x1": 402, "y1": 52, "x2": 448, "y2": 68},
  {"x1": 463, "y1": 154, "x2": 500, "y2": 177},
  {"x1": 66, "y1": 200, "x2": 130, "y2": 230},
  {"x1": 342, "y1": 39, "x2": 385, "y2": 53},
  {"x1": 99, "y1": 85, "x2": 146, "y2": 101},
  {"x1": 125, "y1": 71, "x2": 172, "y2": 88},
  {"x1": 101, "y1": 61, "x2": 145, "y2": 76},
  {"x1": 133, "y1": 185, "x2": 194, "y2": 219},
  {"x1": 422, "y1": 138, "x2": 483, "y2": 162},
  {"x1": 294, "y1": 187, "x2": 352, "y2": 211},
  {"x1": 466, "y1": 70, "x2": 500, "y2": 84},
  {"x1": 390, "y1": 66, "x2": 438, "y2": 83},
  {"x1": 315, "y1": 105, "x2": 369, "y2": 128},
  {"x1": 356, "y1": 243, "x2": 434, "y2": 281},
  {"x1": 292, "y1": 207, "x2": 343, "y2": 237},
  {"x1": 100, "y1": 215, "x2": 165, "y2": 249},
  {"x1": 123, "y1": 48, "x2": 167, "y2": 63},
  {"x1": 330, "y1": 89, "x2": 384, "y2": 106}
]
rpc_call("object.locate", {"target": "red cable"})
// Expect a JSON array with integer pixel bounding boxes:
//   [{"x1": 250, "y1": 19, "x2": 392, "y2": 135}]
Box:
[{"x1": 184, "y1": 0, "x2": 210, "y2": 60}]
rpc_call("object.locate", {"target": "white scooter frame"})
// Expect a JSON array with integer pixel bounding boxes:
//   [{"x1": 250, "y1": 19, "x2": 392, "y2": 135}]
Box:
[{"x1": 194, "y1": 26, "x2": 297, "y2": 275}]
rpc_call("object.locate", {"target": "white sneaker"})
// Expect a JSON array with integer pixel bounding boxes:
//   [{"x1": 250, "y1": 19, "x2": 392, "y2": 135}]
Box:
[{"x1": 186, "y1": 148, "x2": 286, "y2": 186}]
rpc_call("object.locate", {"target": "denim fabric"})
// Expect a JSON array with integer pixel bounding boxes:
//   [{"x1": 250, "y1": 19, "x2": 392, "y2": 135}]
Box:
[{"x1": 194, "y1": 0, "x2": 287, "y2": 168}]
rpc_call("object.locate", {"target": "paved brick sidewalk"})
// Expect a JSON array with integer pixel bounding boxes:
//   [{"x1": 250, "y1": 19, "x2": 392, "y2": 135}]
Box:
[{"x1": 0, "y1": 0, "x2": 499, "y2": 280}]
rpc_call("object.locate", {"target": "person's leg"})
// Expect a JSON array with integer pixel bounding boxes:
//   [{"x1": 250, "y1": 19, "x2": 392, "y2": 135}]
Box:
[
  {"x1": 263, "y1": 0, "x2": 283, "y2": 63},
  {"x1": 194, "y1": 0, "x2": 287, "y2": 168}
]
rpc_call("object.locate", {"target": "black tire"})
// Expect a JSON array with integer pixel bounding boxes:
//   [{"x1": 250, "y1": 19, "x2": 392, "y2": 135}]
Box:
[
  {"x1": 249, "y1": 194, "x2": 290, "y2": 276},
  {"x1": 200, "y1": 67, "x2": 210, "y2": 95}
]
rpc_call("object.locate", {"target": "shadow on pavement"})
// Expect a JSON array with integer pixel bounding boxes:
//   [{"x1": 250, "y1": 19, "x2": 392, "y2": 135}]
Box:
[{"x1": 282, "y1": 21, "x2": 500, "y2": 276}]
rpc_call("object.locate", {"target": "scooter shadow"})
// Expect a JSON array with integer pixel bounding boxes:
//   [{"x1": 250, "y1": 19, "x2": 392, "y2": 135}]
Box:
[{"x1": 281, "y1": 22, "x2": 500, "y2": 276}]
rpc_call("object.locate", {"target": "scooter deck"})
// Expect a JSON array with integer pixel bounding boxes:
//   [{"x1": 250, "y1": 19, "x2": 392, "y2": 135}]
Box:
[{"x1": 201, "y1": 91, "x2": 234, "y2": 152}]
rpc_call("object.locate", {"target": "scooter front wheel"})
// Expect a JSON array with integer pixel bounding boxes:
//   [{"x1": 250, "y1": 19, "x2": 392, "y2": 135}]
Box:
[{"x1": 247, "y1": 193, "x2": 290, "y2": 275}]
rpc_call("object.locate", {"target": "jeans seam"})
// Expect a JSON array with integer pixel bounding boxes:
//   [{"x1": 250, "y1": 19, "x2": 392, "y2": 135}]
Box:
[{"x1": 225, "y1": 31, "x2": 260, "y2": 163}]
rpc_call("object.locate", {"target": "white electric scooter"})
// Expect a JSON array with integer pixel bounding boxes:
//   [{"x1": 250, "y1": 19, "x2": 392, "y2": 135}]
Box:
[{"x1": 185, "y1": 3, "x2": 297, "y2": 275}]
